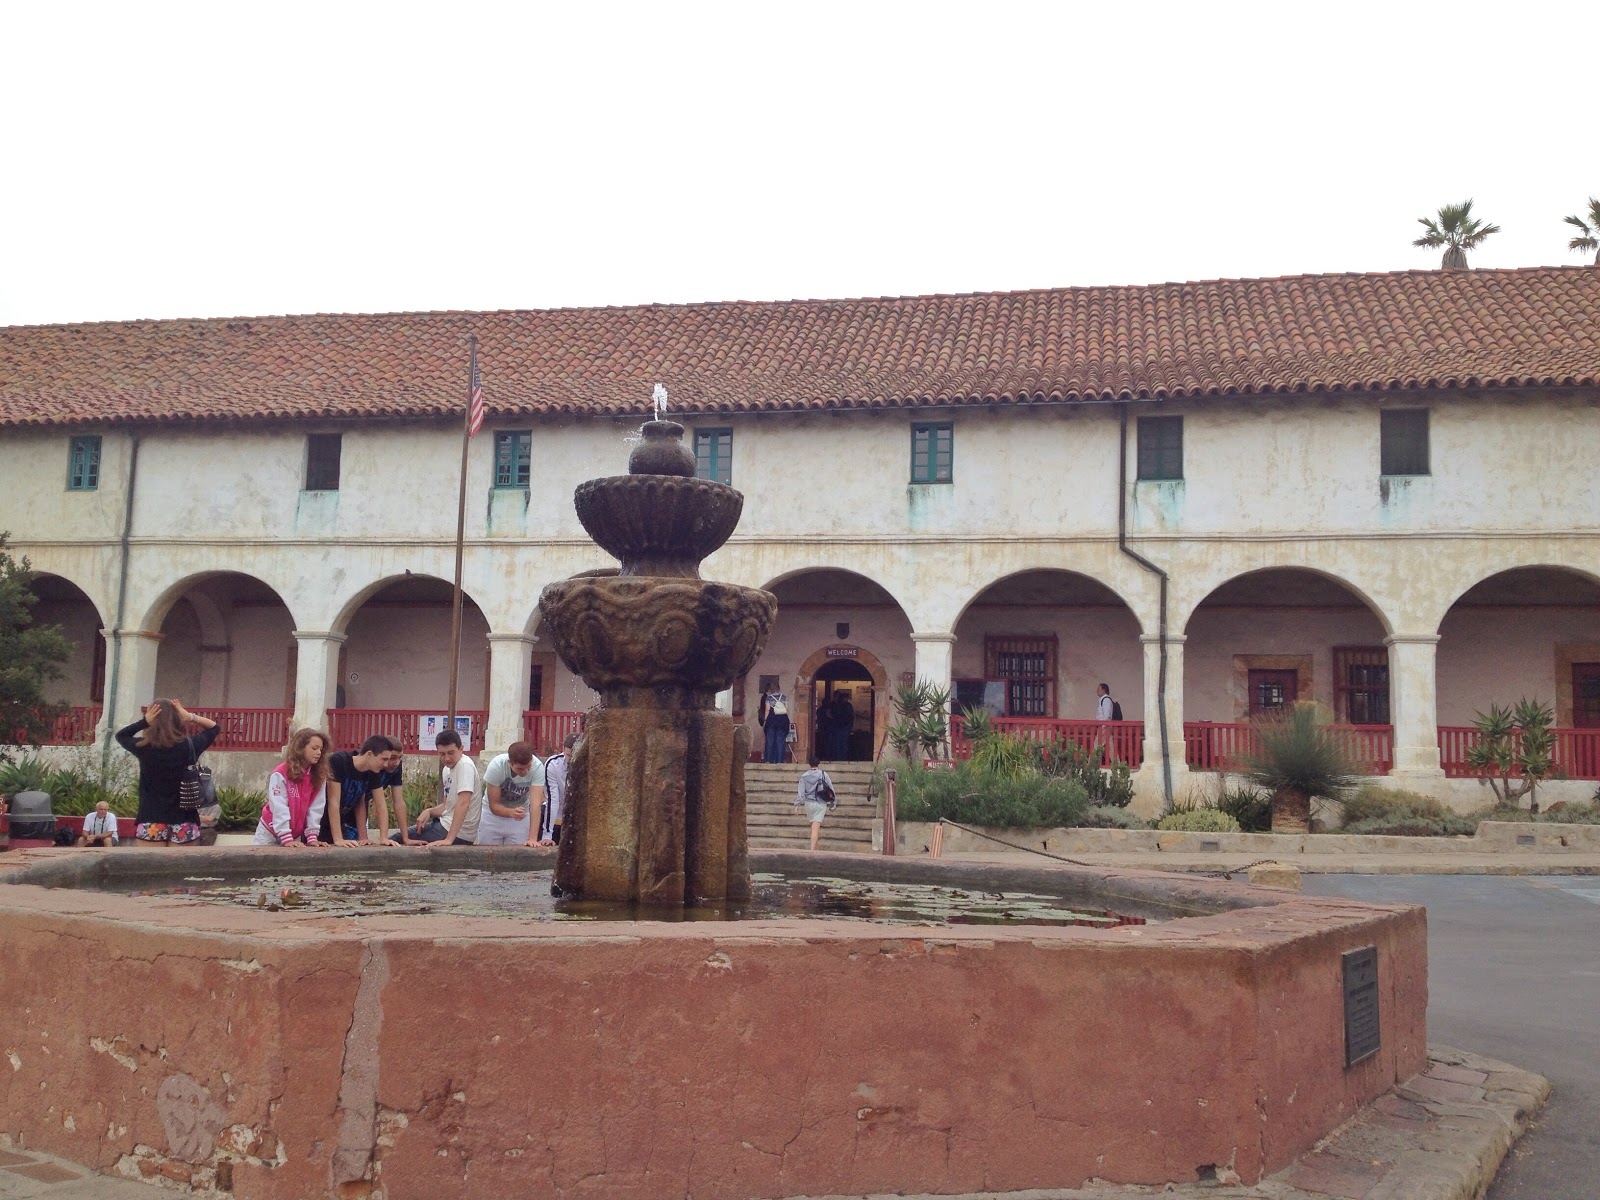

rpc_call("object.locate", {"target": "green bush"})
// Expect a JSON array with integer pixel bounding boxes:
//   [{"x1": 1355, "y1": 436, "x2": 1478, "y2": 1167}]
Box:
[
  {"x1": 1038, "y1": 737, "x2": 1134, "y2": 808},
  {"x1": 883, "y1": 761, "x2": 1091, "y2": 828},
  {"x1": 0, "y1": 756, "x2": 49, "y2": 796},
  {"x1": 1341, "y1": 784, "x2": 1449, "y2": 824},
  {"x1": 1214, "y1": 782, "x2": 1272, "y2": 832},
  {"x1": 1156, "y1": 808, "x2": 1241, "y2": 833},
  {"x1": 1344, "y1": 812, "x2": 1477, "y2": 837},
  {"x1": 1470, "y1": 801, "x2": 1600, "y2": 826},
  {"x1": 1075, "y1": 805, "x2": 1146, "y2": 829},
  {"x1": 404, "y1": 772, "x2": 442, "y2": 821},
  {"x1": 215, "y1": 787, "x2": 266, "y2": 832}
]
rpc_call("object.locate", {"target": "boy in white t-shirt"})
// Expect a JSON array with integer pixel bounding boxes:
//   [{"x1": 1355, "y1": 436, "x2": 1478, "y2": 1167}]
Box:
[
  {"x1": 477, "y1": 741, "x2": 546, "y2": 847},
  {"x1": 410, "y1": 729, "x2": 481, "y2": 846}
]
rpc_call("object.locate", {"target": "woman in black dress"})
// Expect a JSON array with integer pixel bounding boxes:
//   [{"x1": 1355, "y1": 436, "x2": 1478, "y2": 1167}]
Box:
[{"x1": 115, "y1": 698, "x2": 219, "y2": 845}]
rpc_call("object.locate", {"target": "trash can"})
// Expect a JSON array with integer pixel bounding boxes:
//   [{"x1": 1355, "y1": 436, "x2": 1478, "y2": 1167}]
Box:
[{"x1": 6, "y1": 791, "x2": 56, "y2": 842}]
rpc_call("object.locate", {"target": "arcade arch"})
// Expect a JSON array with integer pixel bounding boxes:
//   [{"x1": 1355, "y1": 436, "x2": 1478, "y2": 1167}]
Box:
[
  {"x1": 148, "y1": 573, "x2": 297, "y2": 710},
  {"x1": 26, "y1": 575, "x2": 106, "y2": 738}
]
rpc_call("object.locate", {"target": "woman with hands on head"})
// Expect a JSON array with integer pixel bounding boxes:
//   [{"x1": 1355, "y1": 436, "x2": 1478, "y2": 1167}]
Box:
[{"x1": 114, "y1": 698, "x2": 219, "y2": 846}]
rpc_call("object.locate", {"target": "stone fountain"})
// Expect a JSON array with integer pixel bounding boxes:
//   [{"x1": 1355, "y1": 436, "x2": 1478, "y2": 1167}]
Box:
[{"x1": 536, "y1": 405, "x2": 776, "y2": 904}]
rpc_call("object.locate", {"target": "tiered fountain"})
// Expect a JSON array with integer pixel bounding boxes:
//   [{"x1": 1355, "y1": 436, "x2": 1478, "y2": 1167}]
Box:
[{"x1": 536, "y1": 394, "x2": 775, "y2": 904}]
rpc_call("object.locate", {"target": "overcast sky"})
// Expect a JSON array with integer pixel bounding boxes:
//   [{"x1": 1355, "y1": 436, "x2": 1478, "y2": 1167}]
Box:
[{"x1": 3, "y1": 0, "x2": 1595, "y2": 328}]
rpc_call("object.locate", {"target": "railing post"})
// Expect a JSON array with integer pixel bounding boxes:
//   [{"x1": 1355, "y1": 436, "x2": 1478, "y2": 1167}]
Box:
[{"x1": 881, "y1": 768, "x2": 896, "y2": 856}]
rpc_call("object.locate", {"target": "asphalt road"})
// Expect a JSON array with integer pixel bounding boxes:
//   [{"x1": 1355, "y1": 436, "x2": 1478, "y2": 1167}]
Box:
[{"x1": 1306, "y1": 875, "x2": 1600, "y2": 1200}]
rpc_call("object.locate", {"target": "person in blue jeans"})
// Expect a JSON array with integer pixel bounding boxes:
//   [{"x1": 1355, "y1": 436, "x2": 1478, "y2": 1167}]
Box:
[{"x1": 758, "y1": 691, "x2": 790, "y2": 763}]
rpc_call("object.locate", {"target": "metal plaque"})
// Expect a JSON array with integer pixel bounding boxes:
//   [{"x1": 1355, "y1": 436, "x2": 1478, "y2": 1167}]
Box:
[{"x1": 1342, "y1": 946, "x2": 1380, "y2": 1067}]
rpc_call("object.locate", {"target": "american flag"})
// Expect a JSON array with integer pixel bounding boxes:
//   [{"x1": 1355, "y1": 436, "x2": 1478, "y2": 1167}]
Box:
[{"x1": 467, "y1": 340, "x2": 486, "y2": 437}]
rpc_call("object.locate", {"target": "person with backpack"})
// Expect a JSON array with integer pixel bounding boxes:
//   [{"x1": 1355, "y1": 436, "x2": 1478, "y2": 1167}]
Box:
[
  {"x1": 757, "y1": 690, "x2": 791, "y2": 763},
  {"x1": 1095, "y1": 682, "x2": 1123, "y2": 765},
  {"x1": 115, "y1": 698, "x2": 220, "y2": 846},
  {"x1": 794, "y1": 754, "x2": 836, "y2": 851}
]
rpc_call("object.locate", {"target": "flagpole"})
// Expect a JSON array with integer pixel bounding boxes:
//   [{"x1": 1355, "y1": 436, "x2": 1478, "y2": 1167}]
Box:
[{"x1": 447, "y1": 334, "x2": 476, "y2": 735}]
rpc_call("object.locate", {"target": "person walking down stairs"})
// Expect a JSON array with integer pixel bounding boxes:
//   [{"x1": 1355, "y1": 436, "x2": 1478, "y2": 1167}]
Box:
[{"x1": 794, "y1": 755, "x2": 836, "y2": 851}]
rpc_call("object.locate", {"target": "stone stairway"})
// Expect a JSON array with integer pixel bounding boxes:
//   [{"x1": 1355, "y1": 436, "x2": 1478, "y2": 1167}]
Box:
[{"x1": 745, "y1": 762, "x2": 879, "y2": 852}]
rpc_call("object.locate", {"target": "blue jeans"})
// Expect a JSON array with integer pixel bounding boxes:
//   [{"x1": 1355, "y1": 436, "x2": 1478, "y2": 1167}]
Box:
[{"x1": 763, "y1": 715, "x2": 790, "y2": 763}]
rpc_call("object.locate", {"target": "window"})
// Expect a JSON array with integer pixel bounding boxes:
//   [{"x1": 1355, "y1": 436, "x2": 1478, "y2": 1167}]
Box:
[
  {"x1": 1381, "y1": 409, "x2": 1429, "y2": 475},
  {"x1": 305, "y1": 434, "x2": 342, "y2": 491},
  {"x1": 67, "y1": 435, "x2": 101, "y2": 490},
  {"x1": 984, "y1": 635, "x2": 1057, "y2": 717},
  {"x1": 911, "y1": 422, "x2": 953, "y2": 483},
  {"x1": 1334, "y1": 647, "x2": 1390, "y2": 725},
  {"x1": 527, "y1": 664, "x2": 543, "y2": 711},
  {"x1": 694, "y1": 428, "x2": 732, "y2": 485},
  {"x1": 494, "y1": 431, "x2": 532, "y2": 489},
  {"x1": 1137, "y1": 415, "x2": 1183, "y2": 480}
]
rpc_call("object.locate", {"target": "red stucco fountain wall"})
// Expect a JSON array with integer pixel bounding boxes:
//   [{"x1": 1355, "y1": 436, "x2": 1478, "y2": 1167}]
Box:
[{"x1": 0, "y1": 847, "x2": 1426, "y2": 1199}]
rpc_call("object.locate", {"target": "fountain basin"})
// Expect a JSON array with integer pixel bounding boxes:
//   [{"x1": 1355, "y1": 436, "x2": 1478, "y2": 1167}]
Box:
[{"x1": 0, "y1": 846, "x2": 1426, "y2": 1200}]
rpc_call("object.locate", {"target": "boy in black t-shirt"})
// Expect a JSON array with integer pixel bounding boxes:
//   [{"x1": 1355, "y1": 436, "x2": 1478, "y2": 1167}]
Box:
[{"x1": 322, "y1": 735, "x2": 404, "y2": 846}]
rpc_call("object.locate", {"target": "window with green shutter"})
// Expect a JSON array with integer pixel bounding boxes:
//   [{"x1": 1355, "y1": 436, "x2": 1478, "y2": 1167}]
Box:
[
  {"x1": 494, "y1": 431, "x2": 532, "y2": 489},
  {"x1": 910, "y1": 422, "x2": 953, "y2": 484},
  {"x1": 694, "y1": 428, "x2": 732, "y2": 485},
  {"x1": 1137, "y1": 416, "x2": 1183, "y2": 481},
  {"x1": 1380, "y1": 409, "x2": 1429, "y2": 476},
  {"x1": 67, "y1": 435, "x2": 102, "y2": 490}
]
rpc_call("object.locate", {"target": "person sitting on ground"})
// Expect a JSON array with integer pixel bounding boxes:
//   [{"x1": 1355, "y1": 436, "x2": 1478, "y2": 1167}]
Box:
[
  {"x1": 77, "y1": 801, "x2": 119, "y2": 848},
  {"x1": 403, "y1": 729, "x2": 481, "y2": 846},
  {"x1": 477, "y1": 741, "x2": 545, "y2": 847},
  {"x1": 794, "y1": 754, "x2": 836, "y2": 852},
  {"x1": 253, "y1": 727, "x2": 331, "y2": 847},
  {"x1": 321, "y1": 735, "x2": 402, "y2": 847}
]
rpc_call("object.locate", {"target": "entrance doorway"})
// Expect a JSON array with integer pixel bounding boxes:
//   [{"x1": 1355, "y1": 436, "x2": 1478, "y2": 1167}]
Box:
[{"x1": 810, "y1": 659, "x2": 874, "y2": 762}]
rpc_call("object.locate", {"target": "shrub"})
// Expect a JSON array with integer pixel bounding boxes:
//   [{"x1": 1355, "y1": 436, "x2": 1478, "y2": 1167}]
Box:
[
  {"x1": 1344, "y1": 812, "x2": 1477, "y2": 837},
  {"x1": 404, "y1": 772, "x2": 442, "y2": 821},
  {"x1": 1214, "y1": 782, "x2": 1273, "y2": 832},
  {"x1": 0, "y1": 756, "x2": 50, "y2": 797},
  {"x1": 1470, "y1": 801, "x2": 1600, "y2": 826},
  {"x1": 1074, "y1": 805, "x2": 1146, "y2": 830},
  {"x1": 216, "y1": 788, "x2": 266, "y2": 832},
  {"x1": 1340, "y1": 784, "x2": 1450, "y2": 825},
  {"x1": 1156, "y1": 808, "x2": 1241, "y2": 833},
  {"x1": 886, "y1": 680, "x2": 952, "y2": 760},
  {"x1": 882, "y1": 760, "x2": 1091, "y2": 828},
  {"x1": 1466, "y1": 699, "x2": 1557, "y2": 812},
  {"x1": 1038, "y1": 737, "x2": 1134, "y2": 808}
]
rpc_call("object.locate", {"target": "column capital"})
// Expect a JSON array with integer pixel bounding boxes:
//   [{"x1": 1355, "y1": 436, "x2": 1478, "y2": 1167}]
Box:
[
  {"x1": 292, "y1": 629, "x2": 348, "y2": 645},
  {"x1": 486, "y1": 632, "x2": 538, "y2": 647},
  {"x1": 1384, "y1": 633, "x2": 1440, "y2": 648},
  {"x1": 1141, "y1": 634, "x2": 1186, "y2": 647},
  {"x1": 910, "y1": 632, "x2": 957, "y2": 644},
  {"x1": 111, "y1": 629, "x2": 164, "y2": 644}
]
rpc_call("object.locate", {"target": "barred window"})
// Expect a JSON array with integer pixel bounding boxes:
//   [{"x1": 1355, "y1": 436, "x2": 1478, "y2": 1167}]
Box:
[
  {"x1": 1334, "y1": 646, "x2": 1390, "y2": 725},
  {"x1": 984, "y1": 635, "x2": 1057, "y2": 717},
  {"x1": 1137, "y1": 416, "x2": 1183, "y2": 481}
]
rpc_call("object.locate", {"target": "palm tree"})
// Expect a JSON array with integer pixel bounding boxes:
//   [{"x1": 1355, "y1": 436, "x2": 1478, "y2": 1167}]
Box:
[
  {"x1": 1243, "y1": 703, "x2": 1360, "y2": 833},
  {"x1": 1413, "y1": 199, "x2": 1500, "y2": 270},
  {"x1": 1564, "y1": 197, "x2": 1600, "y2": 265}
]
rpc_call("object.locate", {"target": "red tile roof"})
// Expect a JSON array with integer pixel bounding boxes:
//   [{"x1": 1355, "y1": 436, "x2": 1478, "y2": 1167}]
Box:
[{"x1": 3, "y1": 267, "x2": 1598, "y2": 428}]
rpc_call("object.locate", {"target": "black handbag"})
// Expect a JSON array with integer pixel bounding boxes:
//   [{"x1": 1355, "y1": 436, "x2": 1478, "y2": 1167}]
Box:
[{"x1": 178, "y1": 737, "x2": 216, "y2": 813}]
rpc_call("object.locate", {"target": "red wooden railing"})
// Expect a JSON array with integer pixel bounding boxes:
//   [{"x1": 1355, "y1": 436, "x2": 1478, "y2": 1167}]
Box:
[
  {"x1": 326, "y1": 709, "x2": 488, "y2": 754},
  {"x1": 950, "y1": 717, "x2": 1145, "y2": 769},
  {"x1": 521, "y1": 711, "x2": 585, "y2": 756},
  {"x1": 1438, "y1": 726, "x2": 1600, "y2": 780},
  {"x1": 1183, "y1": 722, "x2": 1394, "y2": 775},
  {"x1": 185, "y1": 707, "x2": 294, "y2": 753},
  {"x1": 6, "y1": 706, "x2": 102, "y2": 746}
]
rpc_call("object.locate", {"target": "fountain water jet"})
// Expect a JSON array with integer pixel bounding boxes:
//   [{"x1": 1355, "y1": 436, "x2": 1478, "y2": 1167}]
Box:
[{"x1": 536, "y1": 412, "x2": 775, "y2": 904}]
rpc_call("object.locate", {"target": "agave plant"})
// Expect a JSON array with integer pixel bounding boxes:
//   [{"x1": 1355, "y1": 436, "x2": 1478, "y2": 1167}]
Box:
[
  {"x1": 1465, "y1": 698, "x2": 1556, "y2": 812},
  {"x1": 1565, "y1": 197, "x2": 1600, "y2": 265},
  {"x1": 1244, "y1": 703, "x2": 1359, "y2": 833},
  {"x1": 886, "y1": 679, "x2": 951, "y2": 760},
  {"x1": 1413, "y1": 199, "x2": 1500, "y2": 270}
]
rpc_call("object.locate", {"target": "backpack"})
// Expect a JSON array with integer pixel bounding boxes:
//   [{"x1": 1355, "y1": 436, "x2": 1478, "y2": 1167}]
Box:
[
  {"x1": 815, "y1": 776, "x2": 836, "y2": 809},
  {"x1": 1110, "y1": 700, "x2": 1124, "y2": 722}
]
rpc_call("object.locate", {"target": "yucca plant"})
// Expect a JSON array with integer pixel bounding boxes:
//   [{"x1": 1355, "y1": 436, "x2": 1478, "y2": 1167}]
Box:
[
  {"x1": 1465, "y1": 699, "x2": 1556, "y2": 813},
  {"x1": 1244, "y1": 703, "x2": 1359, "y2": 833},
  {"x1": 1413, "y1": 199, "x2": 1500, "y2": 270},
  {"x1": 1565, "y1": 197, "x2": 1600, "y2": 265},
  {"x1": 0, "y1": 756, "x2": 49, "y2": 797}
]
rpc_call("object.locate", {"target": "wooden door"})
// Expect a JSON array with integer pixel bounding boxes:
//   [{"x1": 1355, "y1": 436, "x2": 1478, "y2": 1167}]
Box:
[
  {"x1": 1248, "y1": 669, "x2": 1298, "y2": 718},
  {"x1": 1573, "y1": 663, "x2": 1600, "y2": 728}
]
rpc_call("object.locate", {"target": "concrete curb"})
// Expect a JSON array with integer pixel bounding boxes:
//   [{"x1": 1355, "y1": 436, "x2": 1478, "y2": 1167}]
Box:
[{"x1": 779, "y1": 1047, "x2": 1548, "y2": 1200}]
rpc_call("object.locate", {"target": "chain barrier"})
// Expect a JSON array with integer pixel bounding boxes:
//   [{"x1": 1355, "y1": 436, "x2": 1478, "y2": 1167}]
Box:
[{"x1": 934, "y1": 818, "x2": 1286, "y2": 879}]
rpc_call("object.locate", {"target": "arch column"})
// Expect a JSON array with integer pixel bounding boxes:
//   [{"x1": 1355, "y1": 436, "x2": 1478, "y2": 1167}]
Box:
[
  {"x1": 1385, "y1": 633, "x2": 1444, "y2": 778},
  {"x1": 485, "y1": 633, "x2": 536, "y2": 753},
  {"x1": 911, "y1": 632, "x2": 956, "y2": 702},
  {"x1": 1133, "y1": 633, "x2": 1186, "y2": 814},
  {"x1": 292, "y1": 631, "x2": 346, "y2": 733},
  {"x1": 101, "y1": 629, "x2": 162, "y2": 740}
]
